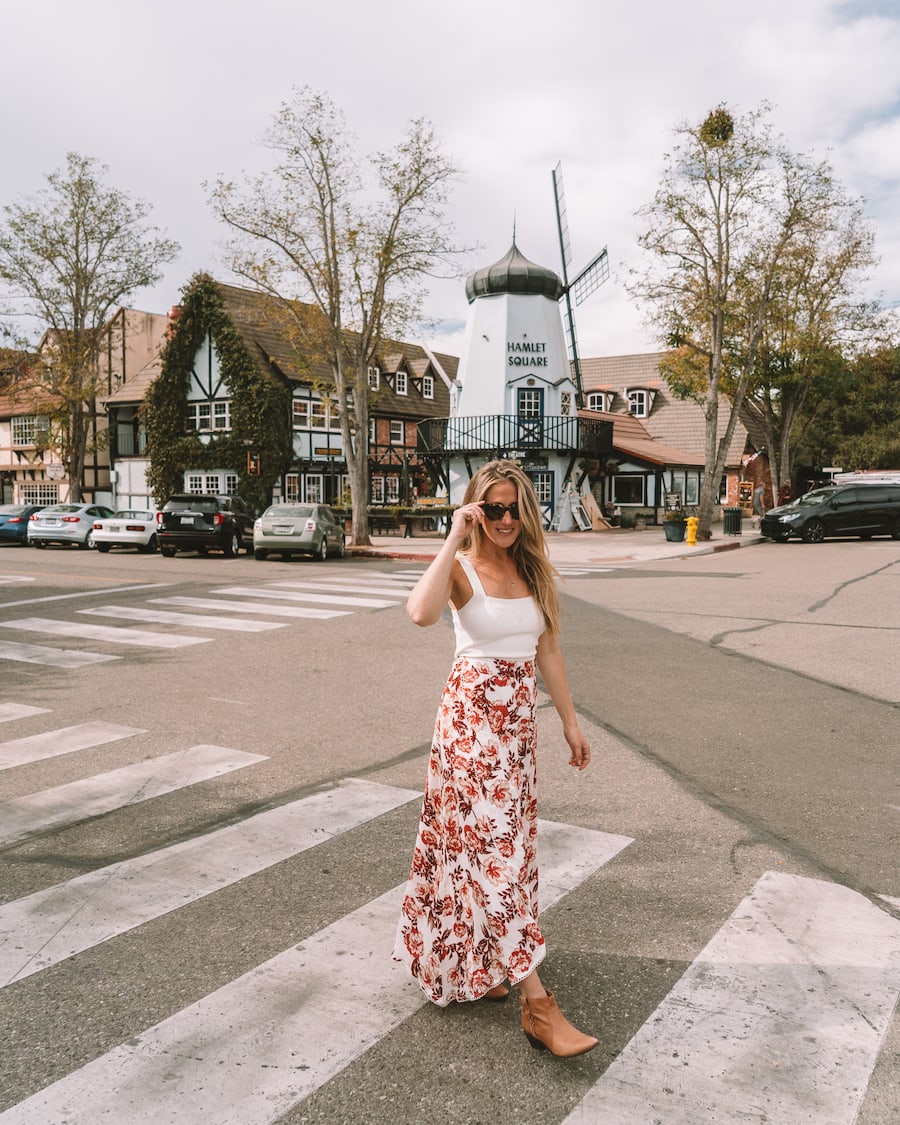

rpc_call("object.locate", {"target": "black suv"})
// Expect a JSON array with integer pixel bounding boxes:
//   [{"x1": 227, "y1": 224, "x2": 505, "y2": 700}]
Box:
[
  {"x1": 157, "y1": 494, "x2": 254, "y2": 557},
  {"x1": 761, "y1": 483, "x2": 900, "y2": 543}
]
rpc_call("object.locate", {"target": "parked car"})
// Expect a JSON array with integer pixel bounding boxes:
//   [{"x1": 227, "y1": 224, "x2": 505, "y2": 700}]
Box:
[
  {"x1": 27, "y1": 503, "x2": 114, "y2": 549},
  {"x1": 91, "y1": 509, "x2": 159, "y2": 553},
  {"x1": 157, "y1": 494, "x2": 254, "y2": 558},
  {"x1": 761, "y1": 483, "x2": 900, "y2": 543},
  {"x1": 0, "y1": 504, "x2": 46, "y2": 545},
  {"x1": 253, "y1": 503, "x2": 345, "y2": 560}
]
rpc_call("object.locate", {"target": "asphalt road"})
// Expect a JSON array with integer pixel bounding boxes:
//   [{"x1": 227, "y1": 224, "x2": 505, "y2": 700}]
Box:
[{"x1": 0, "y1": 539, "x2": 897, "y2": 1124}]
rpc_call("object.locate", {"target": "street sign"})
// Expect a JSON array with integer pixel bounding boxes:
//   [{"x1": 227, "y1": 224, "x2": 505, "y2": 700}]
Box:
[{"x1": 46, "y1": 464, "x2": 64, "y2": 480}]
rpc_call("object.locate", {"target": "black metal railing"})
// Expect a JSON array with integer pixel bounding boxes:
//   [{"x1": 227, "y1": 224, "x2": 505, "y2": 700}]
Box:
[{"x1": 417, "y1": 416, "x2": 612, "y2": 458}]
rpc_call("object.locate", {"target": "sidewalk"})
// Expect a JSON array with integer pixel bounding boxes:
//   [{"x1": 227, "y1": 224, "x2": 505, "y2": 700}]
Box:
[{"x1": 346, "y1": 525, "x2": 766, "y2": 566}]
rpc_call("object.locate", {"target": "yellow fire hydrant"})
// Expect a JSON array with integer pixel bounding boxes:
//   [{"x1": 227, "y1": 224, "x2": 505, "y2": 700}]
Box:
[{"x1": 686, "y1": 516, "x2": 699, "y2": 546}]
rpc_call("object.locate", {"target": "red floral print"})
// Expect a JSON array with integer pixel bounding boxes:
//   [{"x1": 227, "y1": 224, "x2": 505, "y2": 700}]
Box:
[{"x1": 393, "y1": 657, "x2": 545, "y2": 1005}]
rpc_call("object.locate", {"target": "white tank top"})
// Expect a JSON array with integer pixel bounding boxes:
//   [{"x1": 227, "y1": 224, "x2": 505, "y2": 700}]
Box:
[{"x1": 451, "y1": 556, "x2": 546, "y2": 659}]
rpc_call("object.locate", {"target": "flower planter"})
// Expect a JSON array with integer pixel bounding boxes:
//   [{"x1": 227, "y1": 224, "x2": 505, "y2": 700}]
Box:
[{"x1": 663, "y1": 520, "x2": 687, "y2": 542}]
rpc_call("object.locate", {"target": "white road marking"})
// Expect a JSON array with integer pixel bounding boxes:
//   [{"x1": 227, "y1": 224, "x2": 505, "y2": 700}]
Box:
[
  {"x1": 0, "y1": 722, "x2": 145, "y2": 771},
  {"x1": 0, "y1": 640, "x2": 119, "y2": 668},
  {"x1": 0, "y1": 703, "x2": 50, "y2": 723},
  {"x1": 0, "y1": 575, "x2": 34, "y2": 585},
  {"x1": 79, "y1": 606, "x2": 287, "y2": 632},
  {"x1": 0, "y1": 583, "x2": 171, "y2": 609},
  {"x1": 212, "y1": 585, "x2": 397, "y2": 608},
  {"x1": 562, "y1": 871, "x2": 900, "y2": 1125},
  {"x1": 0, "y1": 820, "x2": 631, "y2": 1122},
  {"x1": 1, "y1": 617, "x2": 211, "y2": 648},
  {"x1": 0, "y1": 778, "x2": 419, "y2": 987},
  {"x1": 0, "y1": 745, "x2": 267, "y2": 848},
  {"x1": 271, "y1": 579, "x2": 409, "y2": 598},
  {"x1": 152, "y1": 596, "x2": 350, "y2": 619}
]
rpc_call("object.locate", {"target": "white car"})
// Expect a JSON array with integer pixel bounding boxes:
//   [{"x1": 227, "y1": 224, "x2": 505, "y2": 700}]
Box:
[{"x1": 91, "y1": 509, "x2": 159, "y2": 553}]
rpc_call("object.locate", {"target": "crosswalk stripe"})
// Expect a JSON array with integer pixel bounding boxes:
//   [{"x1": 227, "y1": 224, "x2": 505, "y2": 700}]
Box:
[
  {"x1": 0, "y1": 703, "x2": 50, "y2": 723},
  {"x1": 0, "y1": 778, "x2": 420, "y2": 987},
  {"x1": 212, "y1": 585, "x2": 398, "y2": 608},
  {"x1": 562, "y1": 870, "x2": 900, "y2": 1125},
  {"x1": 0, "y1": 745, "x2": 267, "y2": 849},
  {"x1": 79, "y1": 606, "x2": 287, "y2": 632},
  {"x1": 0, "y1": 616, "x2": 211, "y2": 648},
  {"x1": 0, "y1": 575, "x2": 34, "y2": 585},
  {"x1": 0, "y1": 820, "x2": 631, "y2": 1122},
  {"x1": 0, "y1": 639, "x2": 119, "y2": 668},
  {"x1": 0, "y1": 721, "x2": 145, "y2": 771},
  {"x1": 152, "y1": 596, "x2": 350, "y2": 619},
  {"x1": 271, "y1": 579, "x2": 409, "y2": 598}
]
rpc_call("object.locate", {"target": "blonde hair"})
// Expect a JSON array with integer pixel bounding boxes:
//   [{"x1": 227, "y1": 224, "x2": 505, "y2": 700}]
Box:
[{"x1": 460, "y1": 459, "x2": 561, "y2": 635}]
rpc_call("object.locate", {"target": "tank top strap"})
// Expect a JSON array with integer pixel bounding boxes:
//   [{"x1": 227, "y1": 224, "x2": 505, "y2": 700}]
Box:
[{"x1": 457, "y1": 555, "x2": 486, "y2": 597}]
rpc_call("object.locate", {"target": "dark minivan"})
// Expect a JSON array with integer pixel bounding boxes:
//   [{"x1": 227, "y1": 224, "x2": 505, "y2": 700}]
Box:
[
  {"x1": 761, "y1": 483, "x2": 900, "y2": 543},
  {"x1": 157, "y1": 494, "x2": 254, "y2": 557}
]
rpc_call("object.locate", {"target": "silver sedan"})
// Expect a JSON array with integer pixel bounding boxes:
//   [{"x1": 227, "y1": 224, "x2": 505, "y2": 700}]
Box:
[{"x1": 253, "y1": 504, "x2": 346, "y2": 561}]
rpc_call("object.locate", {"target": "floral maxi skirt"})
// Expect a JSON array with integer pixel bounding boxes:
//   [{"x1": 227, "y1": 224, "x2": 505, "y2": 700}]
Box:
[{"x1": 392, "y1": 656, "x2": 544, "y2": 1006}]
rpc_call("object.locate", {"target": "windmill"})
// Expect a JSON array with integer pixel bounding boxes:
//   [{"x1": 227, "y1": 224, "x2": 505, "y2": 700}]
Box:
[{"x1": 551, "y1": 162, "x2": 609, "y2": 409}]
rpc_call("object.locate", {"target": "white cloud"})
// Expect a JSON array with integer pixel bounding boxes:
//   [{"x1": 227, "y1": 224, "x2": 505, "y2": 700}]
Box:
[{"x1": 2, "y1": 0, "x2": 899, "y2": 357}]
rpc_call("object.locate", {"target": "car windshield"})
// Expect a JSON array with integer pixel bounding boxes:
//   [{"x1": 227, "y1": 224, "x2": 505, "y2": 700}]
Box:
[
  {"x1": 264, "y1": 506, "x2": 314, "y2": 518},
  {"x1": 114, "y1": 511, "x2": 153, "y2": 519},
  {"x1": 164, "y1": 497, "x2": 219, "y2": 512},
  {"x1": 42, "y1": 505, "x2": 81, "y2": 514},
  {"x1": 795, "y1": 489, "x2": 836, "y2": 506}
]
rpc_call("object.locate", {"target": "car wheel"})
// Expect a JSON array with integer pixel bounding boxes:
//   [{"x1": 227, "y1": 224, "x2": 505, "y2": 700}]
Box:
[
  {"x1": 160, "y1": 546, "x2": 177, "y2": 558},
  {"x1": 801, "y1": 519, "x2": 826, "y2": 544},
  {"x1": 97, "y1": 543, "x2": 111, "y2": 553},
  {"x1": 893, "y1": 517, "x2": 900, "y2": 541},
  {"x1": 281, "y1": 551, "x2": 292, "y2": 560},
  {"x1": 224, "y1": 531, "x2": 240, "y2": 559},
  {"x1": 254, "y1": 548, "x2": 269, "y2": 560},
  {"x1": 80, "y1": 531, "x2": 96, "y2": 550},
  {"x1": 33, "y1": 540, "x2": 46, "y2": 549},
  {"x1": 335, "y1": 535, "x2": 345, "y2": 558},
  {"x1": 315, "y1": 536, "x2": 328, "y2": 561},
  {"x1": 146, "y1": 534, "x2": 158, "y2": 553}
]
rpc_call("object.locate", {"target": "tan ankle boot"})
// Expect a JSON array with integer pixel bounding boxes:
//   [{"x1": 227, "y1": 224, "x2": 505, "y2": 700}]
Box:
[
  {"x1": 520, "y1": 991, "x2": 598, "y2": 1057},
  {"x1": 483, "y1": 982, "x2": 510, "y2": 1001}
]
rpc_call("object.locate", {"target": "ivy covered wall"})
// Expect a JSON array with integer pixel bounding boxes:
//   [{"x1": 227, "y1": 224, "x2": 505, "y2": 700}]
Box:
[{"x1": 144, "y1": 273, "x2": 292, "y2": 509}]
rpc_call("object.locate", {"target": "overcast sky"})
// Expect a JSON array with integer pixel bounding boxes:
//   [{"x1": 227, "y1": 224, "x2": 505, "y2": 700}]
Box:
[{"x1": 3, "y1": 0, "x2": 899, "y2": 361}]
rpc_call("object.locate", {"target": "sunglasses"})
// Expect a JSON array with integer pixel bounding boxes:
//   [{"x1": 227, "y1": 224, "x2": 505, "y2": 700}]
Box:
[{"x1": 482, "y1": 502, "x2": 521, "y2": 521}]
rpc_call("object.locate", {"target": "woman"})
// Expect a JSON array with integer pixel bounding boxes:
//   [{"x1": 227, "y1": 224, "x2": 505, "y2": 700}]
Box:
[{"x1": 393, "y1": 460, "x2": 597, "y2": 1057}]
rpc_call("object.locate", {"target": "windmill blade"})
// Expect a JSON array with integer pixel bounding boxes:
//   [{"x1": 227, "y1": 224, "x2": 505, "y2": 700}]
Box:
[
  {"x1": 552, "y1": 163, "x2": 573, "y2": 279},
  {"x1": 571, "y1": 247, "x2": 610, "y2": 305}
]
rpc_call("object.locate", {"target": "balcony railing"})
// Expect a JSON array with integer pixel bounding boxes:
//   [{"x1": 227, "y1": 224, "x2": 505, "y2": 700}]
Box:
[{"x1": 417, "y1": 415, "x2": 612, "y2": 458}]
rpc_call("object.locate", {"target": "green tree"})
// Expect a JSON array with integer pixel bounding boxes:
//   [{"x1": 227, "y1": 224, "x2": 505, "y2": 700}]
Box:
[
  {"x1": 208, "y1": 87, "x2": 463, "y2": 545},
  {"x1": 630, "y1": 104, "x2": 877, "y2": 537},
  {"x1": 0, "y1": 153, "x2": 178, "y2": 500}
]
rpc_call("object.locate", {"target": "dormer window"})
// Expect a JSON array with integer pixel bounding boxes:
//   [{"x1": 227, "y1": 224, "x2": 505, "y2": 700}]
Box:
[
  {"x1": 626, "y1": 388, "x2": 655, "y2": 418},
  {"x1": 396, "y1": 369, "x2": 408, "y2": 395},
  {"x1": 422, "y1": 375, "x2": 434, "y2": 400},
  {"x1": 586, "y1": 392, "x2": 611, "y2": 412}
]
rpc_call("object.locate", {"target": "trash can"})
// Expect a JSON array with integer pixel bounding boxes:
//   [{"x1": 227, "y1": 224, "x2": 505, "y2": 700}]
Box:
[{"x1": 723, "y1": 506, "x2": 743, "y2": 535}]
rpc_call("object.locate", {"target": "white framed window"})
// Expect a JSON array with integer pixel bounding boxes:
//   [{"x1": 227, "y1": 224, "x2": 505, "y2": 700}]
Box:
[
  {"x1": 187, "y1": 401, "x2": 231, "y2": 432},
  {"x1": 586, "y1": 392, "x2": 608, "y2": 412},
  {"x1": 389, "y1": 420, "x2": 404, "y2": 444},
  {"x1": 12, "y1": 415, "x2": 50, "y2": 447},
  {"x1": 561, "y1": 392, "x2": 573, "y2": 417},
  {"x1": 292, "y1": 399, "x2": 310, "y2": 428},
  {"x1": 20, "y1": 482, "x2": 59, "y2": 504},
  {"x1": 285, "y1": 473, "x2": 300, "y2": 502},
  {"x1": 367, "y1": 366, "x2": 381, "y2": 390},
  {"x1": 185, "y1": 472, "x2": 225, "y2": 494},
  {"x1": 385, "y1": 475, "x2": 400, "y2": 503},
  {"x1": 612, "y1": 474, "x2": 646, "y2": 505},
  {"x1": 224, "y1": 473, "x2": 238, "y2": 496},
  {"x1": 626, "y1": 389, "x2": 649, "y2": 418},
  {"x1": 518, "y1": 389, "x2": 543, "y2": 418},
  {"x1": 310, "y1": 401, "x2": 329, "y2": 429},
  {"x1": 422, "y1": 375, "x2": 434, "y2": 400},
  {"x1": 396, "y1": 370, "x2": 408, "y2": 396},
  {"x1": 305, "y1": 474, "x2": 323, "y2": 503},
  {"x1": 371, "y1": 476, "x2": 385, "y2": 504},
  {"x1": 186, "y1": 473, "x2": 204, "y2": 493},
  {"x1": 369, "y1": 419, "x2": 376, "y2": 445}
]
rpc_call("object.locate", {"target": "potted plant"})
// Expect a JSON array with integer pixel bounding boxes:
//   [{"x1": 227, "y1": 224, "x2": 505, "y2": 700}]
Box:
[{"x1": 663, "y1": 506, "x2": 687, "y2": 542}]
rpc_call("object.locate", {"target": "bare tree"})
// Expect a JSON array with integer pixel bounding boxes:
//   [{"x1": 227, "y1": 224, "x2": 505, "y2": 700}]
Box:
[
  {"x1": 630, "y1": 104, "x2": 876, "y2": 538},
  {"x1": 208, "y1": 87, "x2": 463, "y2": 546},
  {"x1": 0, "y1": 153, "x2": 178, "y2": 500}
]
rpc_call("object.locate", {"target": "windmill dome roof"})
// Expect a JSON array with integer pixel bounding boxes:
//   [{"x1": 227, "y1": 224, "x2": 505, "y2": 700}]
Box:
[{"x1": 465, "y1": 241, "x2": 564, "y2": 303}]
